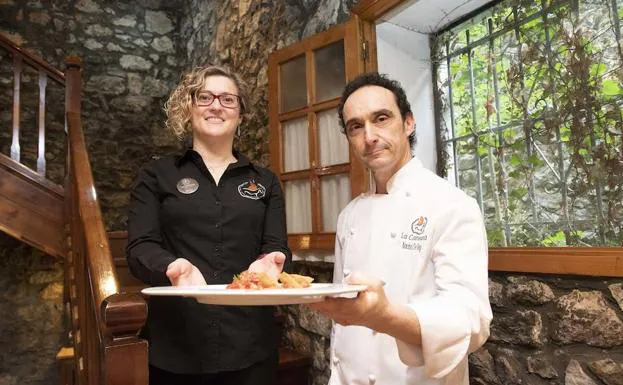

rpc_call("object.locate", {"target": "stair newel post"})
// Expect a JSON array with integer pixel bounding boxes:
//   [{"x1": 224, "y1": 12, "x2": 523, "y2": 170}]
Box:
[
  {"x1": 102, "y1": 294, "x2": 148, "y2": 385},
  {"x1": 65, "y1": 56, "x2": 82, "y2": 116}
]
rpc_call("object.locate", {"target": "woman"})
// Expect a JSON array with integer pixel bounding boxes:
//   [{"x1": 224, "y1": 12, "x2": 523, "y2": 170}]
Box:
[{"x1": 126, "y1": 65, "x2": 290, "y2": 385}]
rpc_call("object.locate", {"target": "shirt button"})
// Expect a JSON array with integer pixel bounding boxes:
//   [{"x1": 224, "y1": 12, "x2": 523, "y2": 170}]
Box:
[
  {"x1": 349, "y1": 228, "x2": 355, "y2": 235},
  {"x1": 215, "y1": 201, "x2": 221, "y2": 206},
  {"x1": 343, "y1": 268, "x2": 351, "y2": 277},
  {"x1": 332, "y1": 356, "x2": 339, "y2": 365},
  {"x1": 368, "y1": 374, "x2": 376, "y2": 384},
  {"x1": 405, "y1": 191, "x2": 411, "y2": 197},
  {"x1": 215, "y1": 223, "x2": 221, "y2": 228}
]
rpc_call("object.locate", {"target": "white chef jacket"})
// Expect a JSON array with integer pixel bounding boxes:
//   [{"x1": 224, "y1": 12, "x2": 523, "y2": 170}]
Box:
[{"x1": 329, "y1": 157, "x2": 492, "y2": 385}]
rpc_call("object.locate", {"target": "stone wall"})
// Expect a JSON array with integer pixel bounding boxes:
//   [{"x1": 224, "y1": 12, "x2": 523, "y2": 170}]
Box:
[
  {"x1": 0, "y1": 0, "x2": 184, "y2": 229},
  {"x1": 0, "y1": 2, "x2": 183, "y2": 384},
  {"x1": 178, "y1": 0, "x2": 357, "y2": 166},
  {"x1": 0, "y1": 233, "x2": 64, "y2": 385},
  {"x1": 285, "y1": 262, "x2": 623, "y2": 385}
]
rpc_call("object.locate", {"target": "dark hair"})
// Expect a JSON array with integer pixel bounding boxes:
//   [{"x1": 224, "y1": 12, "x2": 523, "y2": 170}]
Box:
[{"x1": 337, "y1": 72, "x2": 416, "y2": 147}]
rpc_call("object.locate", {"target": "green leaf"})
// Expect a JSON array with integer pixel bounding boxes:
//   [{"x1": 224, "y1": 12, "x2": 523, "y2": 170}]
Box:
[
  {"x1": 541, "y1": 230, "x2": 566, "y2": 246},
  {"x1": 510, "y1": 154, "x2": 522, "y2": 165},
  {"x1": 528, "y1": 154, "x2": 542, "y2": 166},
  {"x1": 590, "y1": 63, "x2": 607, "y2": 78},
  {"x1": 601, "y1": 79, "x2": 621, "y2": 97}
]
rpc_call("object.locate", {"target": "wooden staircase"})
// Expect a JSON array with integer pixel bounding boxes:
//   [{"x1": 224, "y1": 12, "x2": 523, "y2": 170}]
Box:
[
  {"x1": 0, "y1": 33, "x2": 310, "y2": 385},
  {"x1": 0, "y1": 153, "x2": 64, "y2": 257}
]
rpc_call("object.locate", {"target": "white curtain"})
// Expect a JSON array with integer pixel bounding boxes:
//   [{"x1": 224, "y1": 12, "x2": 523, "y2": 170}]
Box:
[
  {"x1": 283, "y1": 117, "x2": 309, "y2": 172},
  {"x1": 321, "y1": 174, "x2": 351, "y2": 232},
  {"x1": 285, "y1": 180, "x2": 312, "y2": 233},
  {"x1": 317, "y1": 108, "x2": 350, "y2": 166}
]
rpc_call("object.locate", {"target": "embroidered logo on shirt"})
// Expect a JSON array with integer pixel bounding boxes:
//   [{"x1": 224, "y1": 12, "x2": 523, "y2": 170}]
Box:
[
  {"x1": 176, "y1": 178, "x2": 199, "y2": 194},
  {"x1": 399, "y1": 216, "x2": 428, "y2": 251},
  {"x1": 238, "y1": 179, "x2": 266, "y2": 200},
  {"x1": 411, "y1": 216, "x2": 428, "y2": 235}
]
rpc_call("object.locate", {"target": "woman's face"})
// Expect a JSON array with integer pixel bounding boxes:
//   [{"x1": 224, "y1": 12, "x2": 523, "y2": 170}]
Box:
[{"x1": 190, "y1": 75, "x2": 242, "y2": 140}]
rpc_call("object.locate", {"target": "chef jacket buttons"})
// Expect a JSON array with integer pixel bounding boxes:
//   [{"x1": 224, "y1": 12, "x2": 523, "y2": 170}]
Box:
[
  {"x1": 369, "y1": 374, "x2": 376, "y2": 384},
  {"x1": 332, "y1": 356, "x2": 340, "y2": 365},
  {"x1": 343, "y1": 268, "x2": 351, "y2": 277},
  {"x1": 349, "y1": 228, "x2": 356, "y2": 235}
]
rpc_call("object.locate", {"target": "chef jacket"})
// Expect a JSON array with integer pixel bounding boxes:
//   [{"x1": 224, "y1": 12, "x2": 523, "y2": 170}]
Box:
[
  {"x1": 329, "y1": 156, "x2": 492, "y2": 385},
  {"x1": 126, "y1": 148, "x2": 291, "y2": 374}
]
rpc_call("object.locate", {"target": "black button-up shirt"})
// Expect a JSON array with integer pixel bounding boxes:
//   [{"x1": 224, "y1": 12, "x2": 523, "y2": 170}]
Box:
[{"x1": 126, "y1": 149, "x2": 291, "y2": 374}]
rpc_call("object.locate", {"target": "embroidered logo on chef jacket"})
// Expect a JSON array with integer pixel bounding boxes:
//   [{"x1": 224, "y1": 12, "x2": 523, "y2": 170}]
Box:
[
  {"x1": 399, "y1": 216, "x2": 428, "y2": 251},
  {"x1": 176, "y1": 178, "x2": 199, "y2": 194},
  {"x1": 411, "y1": 216, "x2": 427, "y2": 235},
  {"x1": 238, "y1": 179, "x2": 266, "y2": 200}
]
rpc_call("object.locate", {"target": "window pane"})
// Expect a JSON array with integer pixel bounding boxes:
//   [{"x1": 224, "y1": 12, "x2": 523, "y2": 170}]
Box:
[
  {"x1": 317, "y1": 108, "x2": 349, "y2": 166},
  {"x1": 320, "y1": 174, "x2": 351, "y2": 232},
  {"x1": 282, "y1": 117, "x2": 309, "y2": 172},
  {"x1": 434, "y1": 0, "x2": 623, "y2": 246},
  {"x1": 314, "y1": 40, "x2": 345, "y2": 102},
  {"x1": 284, "y1": 180, "x2": 312, "y2": 233},
  {"x1": 280, "y1": 55, "x2": 307, "y2": 112}
]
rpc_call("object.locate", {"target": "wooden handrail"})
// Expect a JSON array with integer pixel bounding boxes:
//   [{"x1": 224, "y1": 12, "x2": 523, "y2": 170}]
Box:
[
  {"x1": 0, "y1": 32, "x2": 65, "y2": 85},
  {"x1": 65, "y1": 59, "x2": 147, "y2": 385}
]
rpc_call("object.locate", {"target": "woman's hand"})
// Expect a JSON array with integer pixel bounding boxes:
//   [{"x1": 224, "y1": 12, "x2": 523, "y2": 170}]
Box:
[
  {"x1": 247, "y1": 251, "x2": 286, "y2": 281},
  {"x1": 166, "y1": 258, "x2": 207, "y2": 286}
]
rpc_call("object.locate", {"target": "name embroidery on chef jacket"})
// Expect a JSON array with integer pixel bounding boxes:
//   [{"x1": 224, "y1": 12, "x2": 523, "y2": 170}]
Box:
[
  {"x1": 237, "y1": 179, "x2": 266, "y2": 200},
  {"x1": 400, "y1": 216, "x2": 428, "y2": 251}
]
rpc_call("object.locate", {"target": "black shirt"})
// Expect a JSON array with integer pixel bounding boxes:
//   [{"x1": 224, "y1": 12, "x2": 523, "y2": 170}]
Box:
[{"x1": 126, "y1": 149, "x2": 291, "y2": 374}]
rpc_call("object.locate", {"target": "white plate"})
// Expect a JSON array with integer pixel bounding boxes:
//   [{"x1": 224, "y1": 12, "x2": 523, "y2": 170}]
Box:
[{"x1": 141, "y1": 283, "x2": 368, "y2": 306}]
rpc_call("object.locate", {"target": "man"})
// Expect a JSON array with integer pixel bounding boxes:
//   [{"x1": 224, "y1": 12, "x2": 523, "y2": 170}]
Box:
[{"x1": 310, "y1": 73, "x2": 492, "y2": 385}]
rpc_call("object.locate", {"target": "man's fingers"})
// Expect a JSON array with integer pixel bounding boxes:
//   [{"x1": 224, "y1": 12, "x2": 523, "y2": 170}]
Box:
[{"x1": 344, "y1": 272, "x2": 383, "y2": 289}]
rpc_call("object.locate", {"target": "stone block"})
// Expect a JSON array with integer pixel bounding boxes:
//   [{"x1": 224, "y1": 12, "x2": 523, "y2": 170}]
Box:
[{"x1": 552, "y1": 290, "x2": 623, "y2": 347}]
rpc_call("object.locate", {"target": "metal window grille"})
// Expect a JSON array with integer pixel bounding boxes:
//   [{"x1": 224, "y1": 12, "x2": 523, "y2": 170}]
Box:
[{"x1": 432, "y1": 0, "x2": 623, "y2": 246}]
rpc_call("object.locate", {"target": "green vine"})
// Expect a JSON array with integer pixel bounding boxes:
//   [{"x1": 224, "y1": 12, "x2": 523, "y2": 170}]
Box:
[{"x1": 433, "y1": 0, "x2": 622, "y2": 246}]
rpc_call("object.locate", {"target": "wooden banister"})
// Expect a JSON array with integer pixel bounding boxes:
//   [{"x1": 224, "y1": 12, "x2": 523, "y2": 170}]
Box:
[
  {"x1": 1, "y1": 32, "x2": 63, "y2": 176},
  {"x1": 0, "y1": 34, "x2": 148, "y2": 385},
  {"x1": 64, "y1": 59, "x2": 148, "y2": 385},
  {"x1": 0, "y1": 32, "x2": 65, "y2": 84}
]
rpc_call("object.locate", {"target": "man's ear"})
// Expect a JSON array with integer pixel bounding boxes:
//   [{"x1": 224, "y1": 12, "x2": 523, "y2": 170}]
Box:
[{"x1": 404, "y1": 112, "x2": 415, "y2": 136}]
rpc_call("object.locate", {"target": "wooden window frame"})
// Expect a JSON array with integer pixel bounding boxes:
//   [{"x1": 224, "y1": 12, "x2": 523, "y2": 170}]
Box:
[
  {"x1": 349, "y1": 0, "x2": 623, "y2": 277},
  {"x1": 268, "y1": 17, "x2": 373, "y2": 251}
]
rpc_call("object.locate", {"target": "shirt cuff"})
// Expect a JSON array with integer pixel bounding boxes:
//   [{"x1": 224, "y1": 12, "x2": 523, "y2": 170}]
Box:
[{"x1": 395, "y1": 298, "x2": 472, "y2": 378}]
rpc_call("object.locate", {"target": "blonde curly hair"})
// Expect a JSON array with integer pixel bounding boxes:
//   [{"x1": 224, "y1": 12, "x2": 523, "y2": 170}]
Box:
[{"x1": 164, "y1": 65, "x2": 250, "y2": 139}]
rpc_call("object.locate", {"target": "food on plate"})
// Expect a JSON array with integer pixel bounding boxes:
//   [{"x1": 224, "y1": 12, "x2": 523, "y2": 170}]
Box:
[
  {"x1": 226, "y1": 271, "x2": 278, "y2": 289},
  {"x1": 226, "y1": 271, "x2": 314, "y2": 289},
  {"x1": 279, "y1": 272, "x2": 314, "y2": 288}
]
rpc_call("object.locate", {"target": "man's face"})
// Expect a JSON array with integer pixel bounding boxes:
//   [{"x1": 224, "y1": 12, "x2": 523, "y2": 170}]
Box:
[{"x1": 342, "y1": 85, "x2": 414, "y2": 172}]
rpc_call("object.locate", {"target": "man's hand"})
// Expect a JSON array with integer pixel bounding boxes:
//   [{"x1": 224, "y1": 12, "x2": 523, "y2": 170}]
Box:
[
  {"x1": 309, "y1": 272, "x2": 390, "y2": 330},
  {"x1": 166, "y1": 258, "x2": 207, "y2": 286},
  {"x1": 247, "y1": 251, "x2": 286, "y2": 281}
]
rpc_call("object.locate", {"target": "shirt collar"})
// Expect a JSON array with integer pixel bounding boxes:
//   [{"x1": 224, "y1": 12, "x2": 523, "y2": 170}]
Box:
[
  {"x1": 383, "y1": 156, "x2": 423, "y2": 194},
  {"x1": 174, "y1": 147, "x2": 257, "y2": 172}
]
